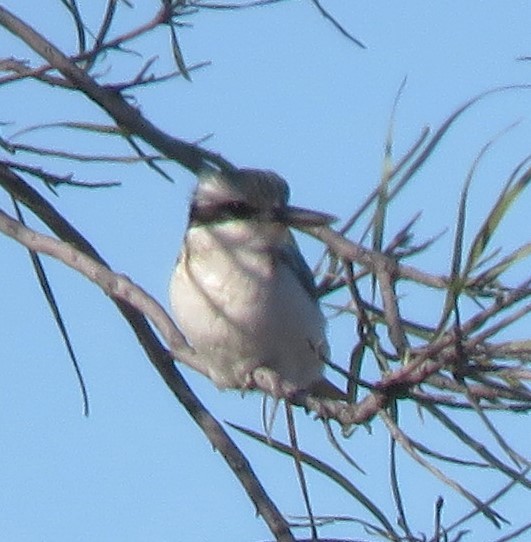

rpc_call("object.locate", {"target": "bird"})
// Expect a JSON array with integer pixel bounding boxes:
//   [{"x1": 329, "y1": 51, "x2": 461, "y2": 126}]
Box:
[{"x1": 169, "y1": 166, "x2": 345, "y2": 400}]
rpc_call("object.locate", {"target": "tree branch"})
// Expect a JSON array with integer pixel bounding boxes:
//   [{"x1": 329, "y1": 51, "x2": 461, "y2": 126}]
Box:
[
  {"x1": 0, "y1": 165, "x2": 294, "y2": 542},
  {"x1": 0, "y1": 5, "x2": 234, "y2": 175}
]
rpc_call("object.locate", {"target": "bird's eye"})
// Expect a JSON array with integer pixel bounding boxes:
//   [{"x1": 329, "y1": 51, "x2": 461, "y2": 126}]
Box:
[
  {"x1": 189, "y1": 201, "x2": 260, "y2": 225},
  {"x1": 224, "y1": 201, "x2": 258, "y2": 219}
]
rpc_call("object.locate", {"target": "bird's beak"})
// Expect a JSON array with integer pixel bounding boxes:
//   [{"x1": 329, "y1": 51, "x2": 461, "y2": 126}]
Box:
[{"x1": 285, "y1": 205, "x2": 337, "y2": 228}]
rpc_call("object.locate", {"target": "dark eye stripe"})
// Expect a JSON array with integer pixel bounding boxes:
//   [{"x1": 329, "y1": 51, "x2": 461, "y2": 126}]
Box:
[{"x1": 190, "y1": 201, "x2": 260, "y2": 225}]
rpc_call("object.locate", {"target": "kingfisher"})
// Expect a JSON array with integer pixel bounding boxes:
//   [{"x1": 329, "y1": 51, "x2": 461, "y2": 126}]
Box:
[{"x1": 169, "y1": 166, "x2": 344, "y2": 400}]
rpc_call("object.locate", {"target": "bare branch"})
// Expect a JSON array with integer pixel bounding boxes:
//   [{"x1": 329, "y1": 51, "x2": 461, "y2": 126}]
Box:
[
  {"x1": 0, "y1": 5, "x2": 233, "y2": 174},
  {"x1": 0, "y1": 166, "x2": 294, "y2": 541}
]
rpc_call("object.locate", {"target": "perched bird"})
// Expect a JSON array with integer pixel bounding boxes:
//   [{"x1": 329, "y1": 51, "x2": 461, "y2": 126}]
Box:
[{"x1": 169, "y1": 167, "x2": 344, "y2": 400}]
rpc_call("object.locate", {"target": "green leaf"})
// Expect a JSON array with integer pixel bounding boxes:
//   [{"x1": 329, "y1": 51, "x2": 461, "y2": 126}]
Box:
[{"x1": 464, "y1": 163, "x2": 531, "y2": 276}]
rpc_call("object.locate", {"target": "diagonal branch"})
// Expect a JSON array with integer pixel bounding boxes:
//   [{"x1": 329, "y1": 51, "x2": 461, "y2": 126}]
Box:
[
  {"x1": 0, "y1": 5, "x2": 234, "y2": 175},
  {"x1": 0, "y1": 165, "x2": 294, "y2": 542}
]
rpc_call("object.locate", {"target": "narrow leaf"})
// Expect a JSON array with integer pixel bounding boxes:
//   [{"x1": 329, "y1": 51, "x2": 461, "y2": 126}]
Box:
[
  {"x1": 464, "y1": 164, "x2": 531, "y2": 276},
  {"x1": 12, "y1": 199, "x2": 89, "y2": 416},
  {"x1": 169, "y1": 23, "x2": 191, "y2": 81}
]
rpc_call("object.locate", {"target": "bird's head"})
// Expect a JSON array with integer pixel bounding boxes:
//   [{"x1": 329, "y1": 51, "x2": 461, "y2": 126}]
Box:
[{"x1": 190, "y1": 167, "x2": 335, "y2": 231}]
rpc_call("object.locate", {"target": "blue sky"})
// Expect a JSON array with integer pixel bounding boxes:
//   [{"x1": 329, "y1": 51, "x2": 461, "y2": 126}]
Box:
[{"x1": 0, "y1": 2, "x2": 530, "y2": 541}]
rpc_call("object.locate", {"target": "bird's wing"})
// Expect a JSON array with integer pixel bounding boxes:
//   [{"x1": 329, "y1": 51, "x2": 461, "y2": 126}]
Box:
[{"x1": 277, "y1": 233, "x2": 319, "y2": 300}]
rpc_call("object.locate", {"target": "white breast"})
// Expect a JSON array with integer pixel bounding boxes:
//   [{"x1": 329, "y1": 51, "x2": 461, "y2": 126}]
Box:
[{"x1": 169, "y1": 222, "x2": 327, "y2": 391}]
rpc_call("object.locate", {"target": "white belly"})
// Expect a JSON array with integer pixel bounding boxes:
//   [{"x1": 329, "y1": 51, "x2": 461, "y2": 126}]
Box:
[{"x1": 169, "y1": 226, "x2": 326, "y2": 391}]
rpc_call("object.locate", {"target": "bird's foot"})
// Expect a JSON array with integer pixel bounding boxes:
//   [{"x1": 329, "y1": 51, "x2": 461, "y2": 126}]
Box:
[{"x1": 249, "y1": 367, "x2": 300, "y2": 399}]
